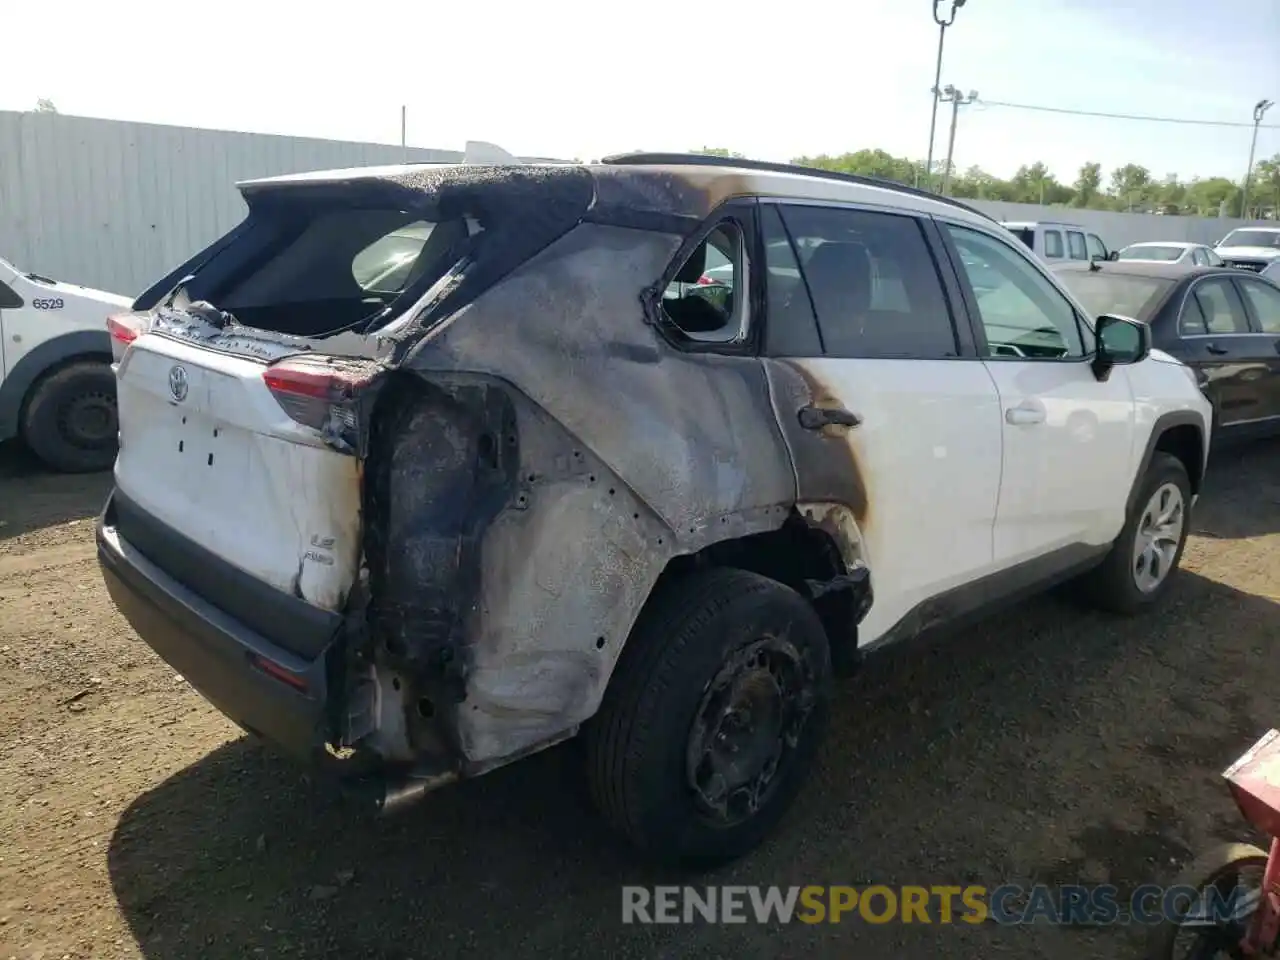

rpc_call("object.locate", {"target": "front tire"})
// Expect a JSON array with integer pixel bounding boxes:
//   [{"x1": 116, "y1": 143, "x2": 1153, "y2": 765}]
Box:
[
  {"x1": 1081, "y1": 451, "x2": 1191, "y2": 614},
  {"x1": 585, "y1": 567, "x2": 832, "y2": 866},
  {"x1": 20, "y1": 360, "x2": 118, "y2": 473}
]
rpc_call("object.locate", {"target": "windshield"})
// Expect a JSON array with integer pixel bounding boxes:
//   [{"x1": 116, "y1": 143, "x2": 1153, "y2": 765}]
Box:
[
  {"x1": 1119, "y1": 245, "x2": 1184, "y2": 262},
  {"x1": 1056, "y1": 272, "x2": 1176, "y2": 322},
  {"x1": 1219, "y1": 230, "x2": 1280, "y2": 249}
]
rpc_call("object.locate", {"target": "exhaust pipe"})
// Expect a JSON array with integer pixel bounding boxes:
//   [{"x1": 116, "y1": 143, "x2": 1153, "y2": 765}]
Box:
[{"x1": 349, "y1": 765, "x2": 457, "y2": 817}]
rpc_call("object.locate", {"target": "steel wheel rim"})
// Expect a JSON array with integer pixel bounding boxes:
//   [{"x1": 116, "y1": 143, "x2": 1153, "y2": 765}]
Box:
[
  {"x1": 1133, "y1": 481, "x2": 1185, "y2": 593},
  {"x1": 685, "y1": 635, "x2": 817, "y2": 829},
  {"x1": 60, "y1": 392, "x2": 117, "y2": 448}
]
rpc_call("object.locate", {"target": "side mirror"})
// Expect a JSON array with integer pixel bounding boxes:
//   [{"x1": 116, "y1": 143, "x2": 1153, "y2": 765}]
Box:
[
  {"x1": 1106, "y1": 250, "x2": 1119, "y2": 261},
  {"x1": 1093, "y1": 314, "x2": 1150, "y2": 381}
]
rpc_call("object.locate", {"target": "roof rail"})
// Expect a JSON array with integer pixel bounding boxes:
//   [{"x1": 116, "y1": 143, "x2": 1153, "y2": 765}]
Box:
[{"x1": 598, "y1": 152, "x2": 996, "y2": 223}]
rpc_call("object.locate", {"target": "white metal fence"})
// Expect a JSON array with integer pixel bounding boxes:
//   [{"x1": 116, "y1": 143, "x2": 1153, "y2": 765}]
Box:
[
  {"x1": 0, "y1": 111, "x2": 1273, "y2": 296},
  {"x1": 0, "y1": 111, "x2": 462, "y2": 296}
]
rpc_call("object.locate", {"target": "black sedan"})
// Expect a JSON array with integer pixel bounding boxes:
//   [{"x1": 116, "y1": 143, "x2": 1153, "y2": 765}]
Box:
[{"x1": 1052, "y1": 260, "x2": 1280, "y2": 441}]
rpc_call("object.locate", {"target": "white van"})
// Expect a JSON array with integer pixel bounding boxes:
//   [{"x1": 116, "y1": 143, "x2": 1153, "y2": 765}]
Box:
[
  {"x1": 0, "y1": 257, "x2": 131, "y2": 471},
  {"x1": 1001, "y1": 221, "x2": 1116, "y2": 265}
]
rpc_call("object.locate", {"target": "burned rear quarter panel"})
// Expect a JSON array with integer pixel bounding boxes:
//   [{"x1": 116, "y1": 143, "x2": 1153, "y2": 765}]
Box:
[{"x1": 396, "y1": 221, "x2": 800, "y2": 764}]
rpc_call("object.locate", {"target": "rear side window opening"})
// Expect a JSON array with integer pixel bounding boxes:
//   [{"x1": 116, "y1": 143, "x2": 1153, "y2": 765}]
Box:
[{"x1": 661, "y1": 221, "x2": 750, "y2": 343}]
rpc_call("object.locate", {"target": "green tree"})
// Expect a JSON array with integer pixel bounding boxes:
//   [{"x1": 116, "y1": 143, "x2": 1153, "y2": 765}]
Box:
[
  {"x1": 1251, "y1": 154, "x2": 1280, "y2": 217},
  {"x1": 793, "y1": 149, "x2": 921, "y2": 185},
  {"x1": 1109, "y1": 164, "x2": 1153, "y2": 211},
  {"x1": 1184, "y1": 177, "x2": 1240, "y2": 217},
  {"x1": 1073, "y1": 163, "x2": 1103, "y2": 208}
]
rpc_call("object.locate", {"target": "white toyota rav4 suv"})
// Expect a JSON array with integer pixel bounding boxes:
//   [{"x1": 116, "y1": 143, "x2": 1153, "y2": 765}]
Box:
[{"x1": 98, "y1": 154, "x2": 1212, "y2": 866}]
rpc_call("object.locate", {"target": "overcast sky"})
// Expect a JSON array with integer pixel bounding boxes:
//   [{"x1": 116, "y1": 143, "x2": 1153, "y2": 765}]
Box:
[{"x1": 3, "y1": 0, "x2": 1277, "y2": 183}]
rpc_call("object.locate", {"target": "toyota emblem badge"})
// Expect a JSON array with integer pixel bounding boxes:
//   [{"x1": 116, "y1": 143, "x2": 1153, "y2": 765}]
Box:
[{"x1": 168, "y1": 365, "x2": 189, "y2": 402}]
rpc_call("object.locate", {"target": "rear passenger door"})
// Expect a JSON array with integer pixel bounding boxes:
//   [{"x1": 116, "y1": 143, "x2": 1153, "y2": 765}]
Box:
[
  {"x1": 940, "y1": 222, "x2": 1136, "y2": 563},
  {"x1": 759, "y1": 202, "x2": 1004, "y2": 647},
  {"x1": 1177, "y1": 276, "x2": 1271, "y2": 428},
  {"x1": 1235, "y1": 276, "x2": 1280, "y2": 426}
]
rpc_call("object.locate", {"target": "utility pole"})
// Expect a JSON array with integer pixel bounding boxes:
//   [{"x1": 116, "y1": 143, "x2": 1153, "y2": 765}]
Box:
[
  {"x1": 938, "y1": 85, "x2": 979, "y2": 196},
  {"x1": 1241, "y1": 98, "x2": 1274, "y2": 219},
  {"x1": 401, "y1": 105, "x2": 408, "y2": 162},
  {"x1": 923, "y1": 0, "x2": 968, "y2": 192}
]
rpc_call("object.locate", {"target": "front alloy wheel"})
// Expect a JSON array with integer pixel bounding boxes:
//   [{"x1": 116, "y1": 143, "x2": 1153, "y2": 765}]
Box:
[{"x1": 1133, "y1": 481, "x2": 1186, "y2": 594}]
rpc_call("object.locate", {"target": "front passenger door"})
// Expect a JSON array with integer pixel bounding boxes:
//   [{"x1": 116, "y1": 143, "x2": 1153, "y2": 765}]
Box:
[{"x1": 941, "y1": 222, "x2": 1136, "y2": 565}]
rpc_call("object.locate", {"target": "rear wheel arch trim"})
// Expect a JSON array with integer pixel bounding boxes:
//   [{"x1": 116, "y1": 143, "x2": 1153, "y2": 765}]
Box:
[{"x1": 0, "y1": 330, "x2": 113, "y2": 443}]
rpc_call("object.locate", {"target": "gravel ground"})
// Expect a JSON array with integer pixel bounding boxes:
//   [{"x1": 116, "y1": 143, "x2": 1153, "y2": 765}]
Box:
[{"x1": 2, "y1": 438, "x2": 1279, "y2": 960}]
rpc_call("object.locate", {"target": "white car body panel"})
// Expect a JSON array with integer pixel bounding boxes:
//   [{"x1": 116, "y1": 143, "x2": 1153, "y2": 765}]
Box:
[
  {"x1": 0, "y1": 257, "x2": 131, "y2": 379},
  {"x1": 789, "y1": 357, "x2": 1004, "y2": 646},
  {"x1": 982, "y1": 359, "x2": 1136, "y2": 563},
  {"x1": 113, "y1": 332, "x2": 361, "y2": 611}
]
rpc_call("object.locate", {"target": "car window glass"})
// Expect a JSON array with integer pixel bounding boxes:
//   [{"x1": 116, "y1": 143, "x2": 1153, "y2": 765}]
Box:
[
  {"x1": 661, "y1": 221, "x2": 747, "y2": 342},
  {"x1": 778, "y1": 205, "x2": 957, "y2": 359},
  {"x1": 0, "y1": 280, "x2": 22, "y2": 309},
  {"x1": 761, "y1": 205, "x2": 822, "y2": 356},
  {"x1": 351, "y1": 220, "x2": 434, "y2": 294},
  {"x1": 1067, "y1": 231, "x2": 1089, "y2": 260},
  {"x1": 1043, "y1": 230, "x2": 1064, "y2": 259},
  {"x1": 1179, "y1": 296, "x2": 1209, "y2": 336},
  {"x1": 1240, "y1": 278, "x2": 1280, "y2": 334},
  {"x1": 1191, "y1": 249, "x2": 1207, "y2": 266},
  {"x1": 1207, "y1": 249, "x2": 1225, "y2": 267},
  {"x1": 1190, "y1": 279, "x2": 1250, "y2": 335},
  {"x1": 1086, "y1": 234, "x2": 1108, "y2": 261},
  {"x1": 946, "y1": 224, "x2": 1086, "y2": 360}
]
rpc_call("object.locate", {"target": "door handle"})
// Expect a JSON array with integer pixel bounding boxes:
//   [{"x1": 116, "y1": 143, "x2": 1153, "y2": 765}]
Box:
[
  {"x1": 1005, "y1": 403, "x2": 1046, "y2": 426},
  {"x1": 798, "y1": 405, "x2": 862, "y2": 430},
  {"x1": 1206, "y1": 343, "x2": 1229, "y2": 355}
]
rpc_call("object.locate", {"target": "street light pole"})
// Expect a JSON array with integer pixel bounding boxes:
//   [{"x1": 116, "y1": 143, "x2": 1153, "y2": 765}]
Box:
[
  {"x1": 1241, "y1": 98, "x2": 1274, "y2": 219},
  {"x1": 938, "y1": 85, "x2": 979, "y2": 196},
  {"x1": 924, "y1": 0, "x2": 967, "y2": 192}
]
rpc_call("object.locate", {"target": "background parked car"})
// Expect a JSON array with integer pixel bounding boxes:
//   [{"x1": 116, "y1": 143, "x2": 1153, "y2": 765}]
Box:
[
  {"x1": 0, "y1": 256, "x2": 130, "y2": 472},
  {"x1": 1214, "y1": 226, "x2": 1280, "y2": 273},
  {"x1": 1054, "y1": 259, "x2": 1280, "y2": 442},
  {"x1": 1117, "y1": 241, "x2": 1224, "y2": 267},
  {"x1": 1001, "y1": 220, "x2": 1116, "y2": 264}
]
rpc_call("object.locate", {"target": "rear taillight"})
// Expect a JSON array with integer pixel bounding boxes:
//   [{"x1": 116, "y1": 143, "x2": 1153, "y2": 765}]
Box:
[
  {"x1": 107, "y1": 313, "x2": 147, "y2": 362},
  {"x1": 262, "y1": 355, "x2": 380, "y2": 436}
]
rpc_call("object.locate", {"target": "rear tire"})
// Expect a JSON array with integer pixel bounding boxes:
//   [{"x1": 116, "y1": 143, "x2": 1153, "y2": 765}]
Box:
[
  {"x1": 21, "y1": 360, "x2": 118, "y2": 473},
  {"x1": 1080, "y1": 452, "x2": 1191, "y2": 614},
  {"x1": 585, "y1": 567, "x2": 832, "y2": 867}
]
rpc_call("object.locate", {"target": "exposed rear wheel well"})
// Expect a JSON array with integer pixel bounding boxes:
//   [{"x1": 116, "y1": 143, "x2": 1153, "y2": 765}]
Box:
[
  {"x1": 1153, "y1": 424, "x2": 1204, "y2": 495},
  {"x1": 654, "y1": 513, "x2": 858, "y2": 665}
]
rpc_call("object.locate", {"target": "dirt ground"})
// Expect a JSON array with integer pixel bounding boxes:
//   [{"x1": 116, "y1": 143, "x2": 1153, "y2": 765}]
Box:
[{"x1": 2, "y1": 439, "x2": 1280, "y2": 960}]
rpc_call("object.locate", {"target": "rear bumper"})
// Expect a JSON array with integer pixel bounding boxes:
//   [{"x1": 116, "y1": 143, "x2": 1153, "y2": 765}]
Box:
[{"x1": 96, "y1": 492, "x2": 332, "y2": 760}]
